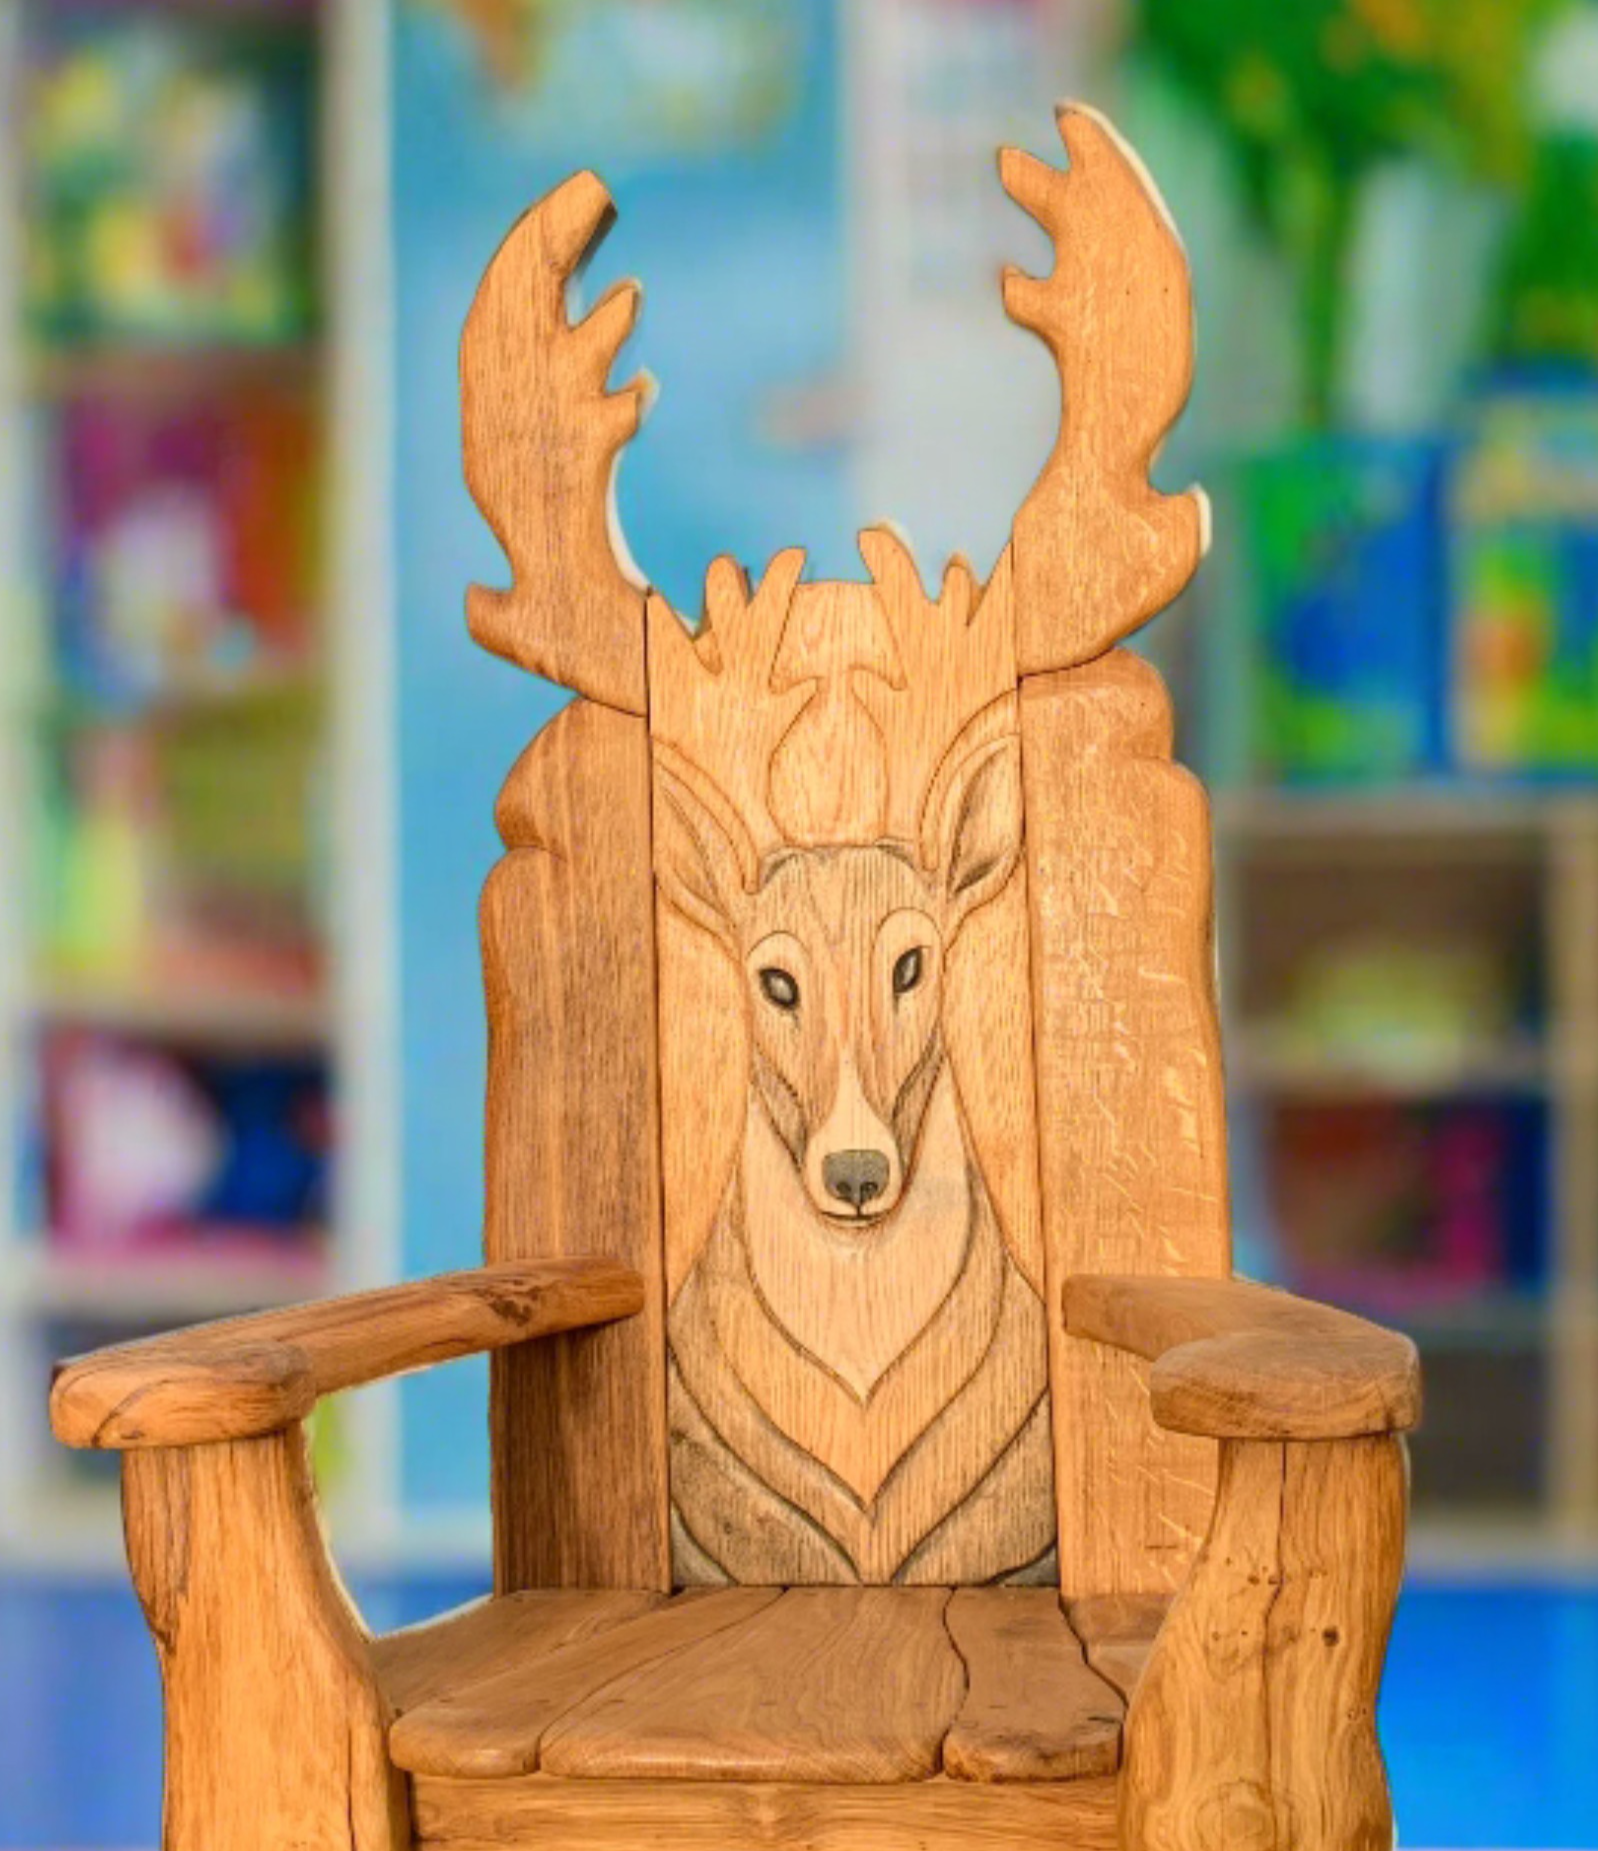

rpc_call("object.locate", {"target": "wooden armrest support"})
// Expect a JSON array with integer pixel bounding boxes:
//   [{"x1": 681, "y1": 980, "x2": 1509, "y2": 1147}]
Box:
[
  {"x1": 50, "y1": 1256, "x2": 644, "y2": 1450},
  {"x1": 122, "y1": 1429, "x2": 409, "y2": 1849},
  {"x1": 1063, "y1": 1273, "x2": 1420, "y2": 1441},
  {"x1": 1121, "y1": 1432, "x2": 1407, "y2": 1851}
]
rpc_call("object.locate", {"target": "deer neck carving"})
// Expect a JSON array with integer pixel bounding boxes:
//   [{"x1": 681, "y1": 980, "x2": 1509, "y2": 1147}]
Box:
[{"x1": 739, "y1": 1055, "x2": 975, "y2": 1406}]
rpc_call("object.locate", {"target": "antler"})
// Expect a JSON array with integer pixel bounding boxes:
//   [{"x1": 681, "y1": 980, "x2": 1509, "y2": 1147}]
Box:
[
  {"x1": 1000, "y1": 105, "x2": 1209, "y2": 674},
  {"x1": 648, "y1": 529, "x2": 1022, "y2": 869},
  {"x1": 647, "y1": 550, "x2": 814, "y2": 885},
  {"x1": 461, "y1": 172, "x2": 651, "y2": 713},
  {"x1": 853, "y1": 528, "x2": 1016, "y2": 863}
]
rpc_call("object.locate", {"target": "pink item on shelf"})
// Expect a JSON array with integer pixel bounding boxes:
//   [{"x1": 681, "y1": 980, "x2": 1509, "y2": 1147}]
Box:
[
  {"x1": 46, "y1": 1031, "x2": 222, "y2": 1252},
  {"x1": 1266, "y1": 1100, "x2": 1513, "y2": 1315},
  {"x1": 1430, "y1": 1111, "x2": 1506, "y2": 1291}
]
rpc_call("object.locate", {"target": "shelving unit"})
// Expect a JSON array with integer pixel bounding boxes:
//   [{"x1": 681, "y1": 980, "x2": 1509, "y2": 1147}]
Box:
[
  {"x1": 0, "y1": 0, "x2": 397, "y2": 1568},
  {"x1": 1214, "y1": 788, "x2": 1598, "y2": 1549}
]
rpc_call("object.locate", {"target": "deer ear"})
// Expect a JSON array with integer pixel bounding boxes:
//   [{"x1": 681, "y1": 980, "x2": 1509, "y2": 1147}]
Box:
[
  {"x1": 652, "y1": 757, "x2": 751, "y2": 946},
  {"x1": 936, "y1": 734, "x2": 1023, "y2": 930}
]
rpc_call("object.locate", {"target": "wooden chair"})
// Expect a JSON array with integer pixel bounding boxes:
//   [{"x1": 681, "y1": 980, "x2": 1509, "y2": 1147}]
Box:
[{"x1": 50, "y1": 107, "x2": 1419, "y2": 1851}]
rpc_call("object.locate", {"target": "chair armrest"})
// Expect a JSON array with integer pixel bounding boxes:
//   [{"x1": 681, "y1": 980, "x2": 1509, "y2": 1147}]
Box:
[
  {"x1": 1063, "y1": 1273, "x2": 1420, "y2": 1440},
  {"x1": 50, "y1": 1257, "x2": 643, "y2": 1450}
]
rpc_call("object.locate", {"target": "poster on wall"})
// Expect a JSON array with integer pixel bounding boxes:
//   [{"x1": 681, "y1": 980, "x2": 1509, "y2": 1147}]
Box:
[
  {"x1": 846, "y1": 0, "x2": 1119, "y2": 570},
  {"x1": 412, "y1": 0, "x2": 809, "y2": 157}
]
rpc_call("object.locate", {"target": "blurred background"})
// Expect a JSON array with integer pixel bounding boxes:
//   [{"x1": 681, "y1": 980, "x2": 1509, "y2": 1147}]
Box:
[{"x1": 0, "y1": 0, "x2": 1595, "y2": 1844}]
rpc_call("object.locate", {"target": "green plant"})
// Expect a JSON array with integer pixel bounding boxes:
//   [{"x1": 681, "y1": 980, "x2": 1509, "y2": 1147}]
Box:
[{"x1": 1139, "y1": 0, "x2": 1567, "y2": 420}]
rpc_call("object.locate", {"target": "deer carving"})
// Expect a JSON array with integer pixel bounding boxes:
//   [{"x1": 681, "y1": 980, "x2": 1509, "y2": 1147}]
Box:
[
  {"x1": 647, "y1": 541, "x2": 1054, "y2": 1585},
  {"x1": 462, "y1": 106, "x2": 1207, "y2": 1586}
]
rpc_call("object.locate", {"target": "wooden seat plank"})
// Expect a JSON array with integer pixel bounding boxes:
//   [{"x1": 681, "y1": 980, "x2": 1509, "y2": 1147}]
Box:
[
  {"x1": 412, "y1": 1774, "x2": 1119, "y2": 1849},
  {"x1": 372, "y1": 1590, "x2": 664, "y2": 1716},
  {"x1": 1066, "y1": 1593, "x2": 1172, "y2": 1701},
  {"x1": 540, "y1": 1587, "x2": 964, "y2": 1783},
  {"x1": 389, "y1": 1588, "x2": 780, "y2": 1780},
  {"x1": 942, "y1": 1589, "x2": 1122, "y2": 1782}
]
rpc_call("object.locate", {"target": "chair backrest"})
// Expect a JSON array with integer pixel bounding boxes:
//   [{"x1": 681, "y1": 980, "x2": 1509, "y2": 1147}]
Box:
[{"x1": 471, "y1": 108, "x2": 1230, "y2": 1599}]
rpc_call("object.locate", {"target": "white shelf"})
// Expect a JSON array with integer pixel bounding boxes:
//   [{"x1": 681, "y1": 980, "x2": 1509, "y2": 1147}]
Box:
[
  {"x1": 1214, "y1": 785, "x2": 1598, "y2": 843},
  {"x1": 1215, "y1": 773, "x2": 1598, "y2": 1542},
  {"x1": 0, "y1": 1482, "x2": 126, "y2": 1572},
  {"x1": 30, "y1": 975, "x2": 332, "y2": 1051},
  {"x1": 1408, "y1": 1515, "x2": 1598, "y2": 1577},
  {"x1": 0, "y1": 0, "x2": 401, "y2": 1568},
  {"x1": 1230, "y1": 1030, "x2": 1549, "y2": 1100},
  {"x1": 26, "y1": 339, "x2": 320, "y2": 404},
  {"x1": 7, "y1": 1243, "x2": 330, "y2": 1322}
]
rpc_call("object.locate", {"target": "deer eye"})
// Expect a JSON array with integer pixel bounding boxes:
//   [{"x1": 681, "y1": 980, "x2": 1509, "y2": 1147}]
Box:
[
  {"x1": 758, "y1": 966, "x2": 800, "y2": 1012},
  {"x1": 892, "y1": 947, "x2": 925, "y2": 996}
]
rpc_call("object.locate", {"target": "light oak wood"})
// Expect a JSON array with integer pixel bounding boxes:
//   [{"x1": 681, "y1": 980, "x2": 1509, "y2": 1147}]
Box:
[
  {"x1": 1065, "y1": 1593, "x2": 1171, "y2": 1703},
  {"x1": 650, "y1": 530, "x2": 1052, "y2": 1585},
  {"x1": 942, "y1": 1589, "x2": 1122, "y2": 1783},
  {"x1": 394, "y1": 1585, "x2": 1141, "y2": 1795},
  {"x1": 1020, "y1": 652, "x2": 1229, "y2": 1599},
  {"x1": 482, "y1": 698, "x2": 670, "y2": 1592},
  {"x1": 391, "y1": 1589, "x2": 782, "y2": 1780},
  {"x1": 460, "y1": 171, "x2": 649, "y2": 712},
  {"x1": 413, "y1": 1775, "x2": 1119, "y2": 1849},
  {"x1": 1000, "y1": 105, "x2": 1207, "y2": 677},
  {"x1": 50, "y1": 1258, "x2": 642, "y2": 1450},
  {"x1": 1065, "y1": 1273, "x2": 1422, "y2": 1440},
  {"x1": 1120, "y1": 1435, "x2": 1406, "y2": 1851},
  {"x1": 373, "y1": 1591, "x2": 665, "y2": 1716},
  {"x1": 543, "y1": 1588, "x2": 964, "y2": 1783},
  {"x1": 123, "y1": 1429, "x2": 405, "y2": 1851}
]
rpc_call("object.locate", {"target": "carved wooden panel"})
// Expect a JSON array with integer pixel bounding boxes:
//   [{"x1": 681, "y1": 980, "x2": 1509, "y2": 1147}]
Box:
[
  {"x1": 460, "y1": 171, "x2": 650, "y2": 713},
  {"x1": 482, "y1": 699, "x2": 670, "y2": 1592},
  {"x1": 649, "y1": 534, "x2": 1054, "y2": 1586},
  {"x1": 1000, "y1": 107, "x2": 1208, "y2": 676},
  {"x1": 1021, "y1": 653, "x2": 1230, "y2": 1599}
]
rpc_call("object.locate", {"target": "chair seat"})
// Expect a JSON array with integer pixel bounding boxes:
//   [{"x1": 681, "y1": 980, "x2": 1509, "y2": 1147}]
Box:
[{"x1": 379, "y1": 1586, "x2": 1135, "y2": 1787}]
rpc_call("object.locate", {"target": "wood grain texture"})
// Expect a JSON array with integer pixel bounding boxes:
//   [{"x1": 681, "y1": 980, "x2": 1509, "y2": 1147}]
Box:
[
  {"x1": 50, "y1": 1258, "x2": 642, "y2": 1450},
  {"x1": 1020, "y1": 651, "x2": 1228, "y2": 1599},
  {"x1": 461, "y1": 171, "x2": 649, "y2": 711},
  {"x1": 483, "y1": 697, "x2": 669, "y2": 1592},
  {"x1": 373, "y1": 1591, "x2": 664, "y2": 1717},
  {"x1": 413, "y1": 1775, "x2": 1118, "y2": 1850},
  {"x1": 543, "y1": 1587, "x2": 964, "y2": 1783},
  {"x1": 1065, "y1": 1593, "x2": 1171, "y2": 1702},
  {"x1": 999, "y1": 105, "x2": 1206, "y2": 676},
  {"x1": 123, "y1": 1430, "x2": 405, "y2": 1851},
  {"x1": 393, "y1": 1586, "x2": 1141, "y2": 1792},
  {"x1": 1065, "y1": 1274, "x2": 1421, "y2": 1440},
  {"x1": 390, "y1": 1589, "x2": 781, "y2": 1780},
  {"x1": 650, "y1": 530, "x2": 1052, "y2": 1586},
  {"x1": 1120, "y1": 1435, "x2": 1406, "y2": 1851},
  {"x1": 942, "y1": 1588, "x2": 1122, "y2": 1783}
]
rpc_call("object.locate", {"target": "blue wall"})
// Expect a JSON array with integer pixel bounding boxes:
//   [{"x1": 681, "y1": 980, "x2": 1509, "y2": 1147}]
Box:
[{"x1": 390, "y1": 0, "x2": 846, "y2": 1508}]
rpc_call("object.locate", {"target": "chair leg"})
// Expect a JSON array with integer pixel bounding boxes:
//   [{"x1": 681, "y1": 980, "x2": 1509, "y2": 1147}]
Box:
[
  {"x1": 1119, "y1": 1434, "x2": 1406, "y2": 1851},
  {"x1": 124, "y1": 1428, "x2": 409, "y2": 1851}
]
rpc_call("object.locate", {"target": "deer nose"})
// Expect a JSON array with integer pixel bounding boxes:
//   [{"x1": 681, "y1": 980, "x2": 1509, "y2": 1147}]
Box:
[{"x1": 822, "y1": 1149, "x2": 890, "y2": 1212}]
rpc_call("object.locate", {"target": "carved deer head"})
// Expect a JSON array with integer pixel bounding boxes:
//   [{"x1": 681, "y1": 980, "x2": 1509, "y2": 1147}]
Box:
[
  {"x1": 643, "y1": 513, "x2": 1024, "y2": 1224},
  {"x1": 653, "y1": 714, "x2": 1021, "y2": 1223}
]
